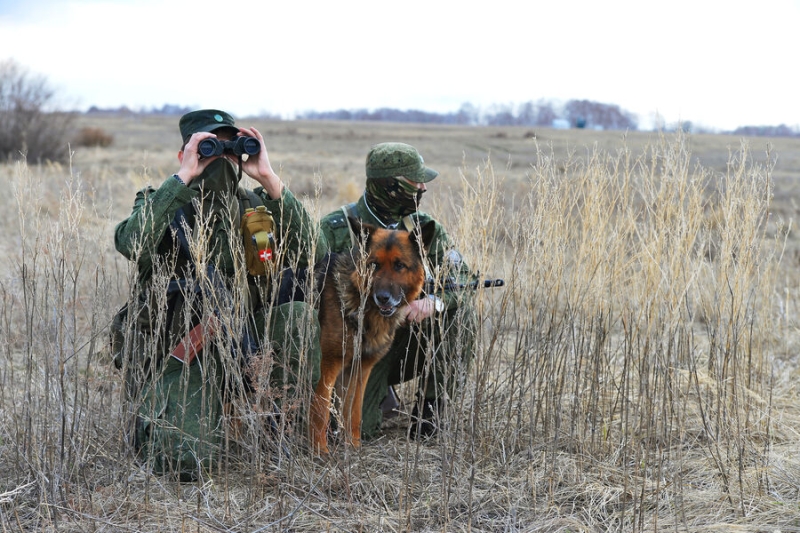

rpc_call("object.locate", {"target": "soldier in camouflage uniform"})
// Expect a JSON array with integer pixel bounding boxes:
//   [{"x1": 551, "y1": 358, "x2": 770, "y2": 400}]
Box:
[
  {"x1": 319, "y1": 142, "x2": 477, "y2": 440},
  {"x1": 114, "y1": 109, "x2": 321, "y2": 480}
]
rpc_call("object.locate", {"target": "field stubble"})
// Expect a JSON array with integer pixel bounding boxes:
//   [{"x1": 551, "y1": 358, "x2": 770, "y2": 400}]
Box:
[{"x1": 2, "y1": 116, "x2": 800, "y2": 532}]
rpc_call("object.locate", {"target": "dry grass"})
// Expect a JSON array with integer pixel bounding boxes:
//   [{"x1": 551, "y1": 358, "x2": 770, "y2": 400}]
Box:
[{"x1": 2, "y1": 116, "x2": 800, "y2": 532}]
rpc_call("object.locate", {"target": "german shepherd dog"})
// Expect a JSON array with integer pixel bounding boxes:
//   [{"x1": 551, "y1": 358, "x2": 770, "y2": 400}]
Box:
[{"x1": 309, "y1": 217, "x2": 436, "y2": 454}]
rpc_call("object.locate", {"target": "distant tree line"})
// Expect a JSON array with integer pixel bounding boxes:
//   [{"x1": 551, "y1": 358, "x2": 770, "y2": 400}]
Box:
[
  {"x1": 84, "y1": 98, "x2": 640, "y2": 131},
  {"x1": 86, "y1": 104, "x2": 285, "y2": 121},
  {"x1": 731, "y1": 124, "x2": 800, "y2": 138},
  {"x1": 81, "y1": 99, "x2": 800, "y2": 138},
  {"x1": 298, "y1": 106, "x2": 472, "y2": 125},
  {"x1": 86, "y1": 104, "x2": 195, "y2": 116},
  {"x1": 298, "y1": 99, "x2": 640, "y2": 131}
]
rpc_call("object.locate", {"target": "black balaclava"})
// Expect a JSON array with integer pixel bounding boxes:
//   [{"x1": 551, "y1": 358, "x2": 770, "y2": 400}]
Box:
[{"x1": 365, "y1": 177, "x2": 423, "y2": 225}]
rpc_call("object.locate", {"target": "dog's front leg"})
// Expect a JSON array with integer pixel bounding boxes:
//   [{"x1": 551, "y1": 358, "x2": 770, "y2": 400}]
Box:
[
  {"x1": 342, "y1": 359, "x2": 378, "y2": 449},
  {"x1": 309, "y1": 357, "x2": 343, "y2": 455}
]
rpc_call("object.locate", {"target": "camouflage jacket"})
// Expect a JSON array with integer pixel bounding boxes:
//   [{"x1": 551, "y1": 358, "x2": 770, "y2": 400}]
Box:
[{"x1": 115, "y1": 176, "x2": 322, "y2": 285}]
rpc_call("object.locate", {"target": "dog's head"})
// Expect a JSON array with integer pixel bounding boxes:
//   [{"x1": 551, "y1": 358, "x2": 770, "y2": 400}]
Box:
[{"x1": 349, "y1": 217, "x2": 436, "y2": 317}]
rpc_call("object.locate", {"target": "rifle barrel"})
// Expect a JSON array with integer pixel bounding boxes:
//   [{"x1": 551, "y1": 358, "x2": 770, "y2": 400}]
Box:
[{"x1": 432, "y1": 278, "x2": 505, "y2": 291}]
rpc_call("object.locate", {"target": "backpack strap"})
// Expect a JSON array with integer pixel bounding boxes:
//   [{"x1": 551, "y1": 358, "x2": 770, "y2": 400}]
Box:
[{"x1": 170, "y1": 206, "x2": 193, "y2": 263}]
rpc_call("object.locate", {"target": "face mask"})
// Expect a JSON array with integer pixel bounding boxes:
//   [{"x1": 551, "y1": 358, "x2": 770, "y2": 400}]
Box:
[
  {"x1": 181, "y1": 158, "x2": 239, "y2": 273},
  {"x1": 185, "y1": 158, "x2": 240, "y2": 227},
  {"x1": 189, "y1": 158, "x2": 239, "y2": 198},
  {"x1": 366, "y1": 177, "x2": 424, "y2": 222}
]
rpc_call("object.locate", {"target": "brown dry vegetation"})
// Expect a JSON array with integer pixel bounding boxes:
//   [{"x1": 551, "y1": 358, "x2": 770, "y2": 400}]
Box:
[{"x1": 2, "y1": 115, "x2": 800, "y2": 532}]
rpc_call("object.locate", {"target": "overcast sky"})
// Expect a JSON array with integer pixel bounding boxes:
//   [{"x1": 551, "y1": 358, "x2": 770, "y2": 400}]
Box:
[{"x1": 1, "y1": 0, "x2": 798, "y2": 131}]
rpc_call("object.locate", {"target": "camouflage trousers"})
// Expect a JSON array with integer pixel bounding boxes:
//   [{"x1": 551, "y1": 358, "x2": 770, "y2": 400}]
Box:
[
  {"x1": 358, "y1": 305, "x2": 477, "y2": 439},
  {"x1": 132, "y1": 301, "x2": 320, "y2": 480}
]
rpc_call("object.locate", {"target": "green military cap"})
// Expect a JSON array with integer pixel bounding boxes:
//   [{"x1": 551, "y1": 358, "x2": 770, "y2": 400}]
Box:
[
  {"x1": 365, "y1": 142, "x2": 439, "y2": 183},
  {"x1": 179, "y1": 109, "x2": 239, "y2": 141}
]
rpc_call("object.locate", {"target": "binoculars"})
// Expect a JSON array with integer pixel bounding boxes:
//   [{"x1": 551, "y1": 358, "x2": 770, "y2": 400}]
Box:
[{"x1": 198, "y1": 136, "x2": 261, "y2": 158}]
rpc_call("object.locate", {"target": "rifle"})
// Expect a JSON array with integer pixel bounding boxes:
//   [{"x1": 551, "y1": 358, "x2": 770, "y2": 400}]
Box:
[{"x1": 424, "y1": 278, "x2": 504, "y2": 293}]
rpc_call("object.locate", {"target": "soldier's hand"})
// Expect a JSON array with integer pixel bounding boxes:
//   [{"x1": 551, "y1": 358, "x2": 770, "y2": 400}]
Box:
[
  {"x1": 232, "y1": 127, "x2": 284, "y2": 199},
  {"x1": 402, "y1": 297, "x2": 440, "y2": 324},
  {"x1": 176, "y1": 132, "x2": 219, "y2": 185}
]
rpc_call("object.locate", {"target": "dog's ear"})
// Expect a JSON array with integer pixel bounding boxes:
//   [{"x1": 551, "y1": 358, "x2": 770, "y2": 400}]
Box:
[
  {"x1": 348, "y1": 216, "x2": 377, "y2": 246},
  {"x1": 410, "y1": 220, "x2": 437, "y2": 255}
]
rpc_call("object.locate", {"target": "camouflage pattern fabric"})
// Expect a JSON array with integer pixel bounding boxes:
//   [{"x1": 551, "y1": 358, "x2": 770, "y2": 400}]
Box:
[
  {"x1": 365, "y1": 177, "x2": 422, "y2": 220},
  {"x1": 114, "y1": 163, "x2": 322, "y2": 479}
]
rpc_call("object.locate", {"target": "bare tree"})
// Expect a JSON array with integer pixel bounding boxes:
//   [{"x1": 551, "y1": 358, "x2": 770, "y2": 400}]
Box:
[
  {"x1": 517, "y1": 100, "x2": 558, "y2": 126},
  {"x1": 0, "y1": 59, "x2": 75, "y2": 162},
  {"x1": 563, "y1": 99, "x2": 638, "y2": 130}
]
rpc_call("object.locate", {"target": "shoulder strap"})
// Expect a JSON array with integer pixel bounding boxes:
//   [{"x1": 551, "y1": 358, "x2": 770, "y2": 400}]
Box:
[
  {"x1": 238, "y1": 186, "x2": 264, "y2": 216},
  {"x1": 238, "y1": 187, "x2": 252, "y2": 212},
  {"x1": 342, "y1": 204, "x2": 357, "y2": 248}
]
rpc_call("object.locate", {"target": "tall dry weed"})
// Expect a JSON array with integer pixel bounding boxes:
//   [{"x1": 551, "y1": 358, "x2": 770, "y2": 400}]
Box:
[
  {"x1": 428, "y1": 132, "x2": 783, "y2": 530},
  {"x1": 0, "y1": 132, "x2": 794, "y2": 532},
  {"x1": 1, "y1": 157, "x2": 119, "y2": 519}
]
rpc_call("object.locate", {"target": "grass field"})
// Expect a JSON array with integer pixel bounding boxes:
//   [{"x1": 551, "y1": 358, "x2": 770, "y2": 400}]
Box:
[{"x1": 2, "y1": 115, "x2": 800, "y2": 532}]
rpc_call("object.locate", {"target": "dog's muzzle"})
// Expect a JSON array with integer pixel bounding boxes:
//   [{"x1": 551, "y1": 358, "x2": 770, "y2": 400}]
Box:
[{"x1": 374, "y1": 290, "x2": 402, "y2": 317}]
